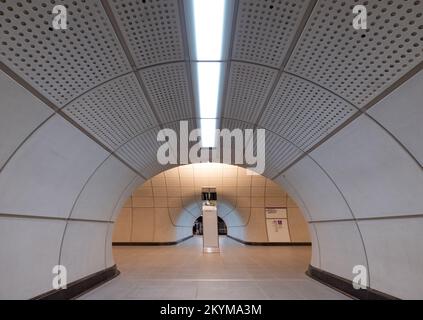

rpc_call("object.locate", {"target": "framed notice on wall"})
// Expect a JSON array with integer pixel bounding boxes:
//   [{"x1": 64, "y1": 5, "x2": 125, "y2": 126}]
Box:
[
  {"x1": 265, "y1": 208, "x2": 290, "y2": 242},
  {"x1": 265, "y1": 208, "x2": 287, "y2": 219}
]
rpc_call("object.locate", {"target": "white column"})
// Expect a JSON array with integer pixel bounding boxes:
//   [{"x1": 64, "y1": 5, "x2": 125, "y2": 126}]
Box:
[{"x1": 202, "y1": 205, "x2": 219, "y2": 253}]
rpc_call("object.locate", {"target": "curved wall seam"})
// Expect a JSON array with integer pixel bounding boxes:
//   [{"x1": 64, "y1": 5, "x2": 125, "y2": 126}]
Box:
[
  {"x1": 306, "y1": 154, "x2": 372, "y2": 287},
  {"x1": 57, "y1": 154, "x2": 113, "y2": 267},
  {"x1": 0, "y1": 114, "x2": 55, "y2": 176},
  {"x1": 104, "y1": 175, "x2": 145, "y2": 268},
  {"x1": 275, "y1": 175, "x2": 322, "y2": 268}
]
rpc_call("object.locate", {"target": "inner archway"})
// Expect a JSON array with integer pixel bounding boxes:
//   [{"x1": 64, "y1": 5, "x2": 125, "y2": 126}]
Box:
[
  {"x1": 193, "y1": 216, "x2": 227, "y2": 236},
  {"x1": 0, "y1": 0, "x2": 421, "y2": 300},
  {"x1": 112, "y1": 163, "x2": 311, "y2": 246},
  {"x1": 87, "y1": 163, "x2": 341, "y2": 300}
]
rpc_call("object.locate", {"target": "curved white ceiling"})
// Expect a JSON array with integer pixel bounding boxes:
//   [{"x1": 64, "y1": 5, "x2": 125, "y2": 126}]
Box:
[
  {"x1": 0, "y1": 0, "x2": 422, "y2": 300},
  {"x1": 1, "y1": 0, "x2": 421, "y2": 180}
]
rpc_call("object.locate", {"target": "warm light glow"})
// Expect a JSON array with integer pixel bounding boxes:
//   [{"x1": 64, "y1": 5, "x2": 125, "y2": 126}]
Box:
[
  {"x1": 192, "y1": 0, "x2": 226, "y2": 60},
  {"x1": 191, "y1": 0, "x2": 227, "y2": 148}
]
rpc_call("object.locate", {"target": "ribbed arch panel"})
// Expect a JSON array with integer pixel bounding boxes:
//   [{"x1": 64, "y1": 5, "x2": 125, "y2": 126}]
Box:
[
  {"x1": 0, "y1": 0, "x2": 131, "y2": 106},
  {"x1": 115, "y1": 128, "x2": 176, "y2": 178},
  {"x1": 139, "y1": 63, "x2": 194, "y2": 123},
  {"x1": 109, "y1": 0, "x2": 185, "y2": 68},
  {"x1": 287, "y1": 0, "x2": 423, "y2": 107},
  {"x1": 223, "y1": 62, "x2": 277, "y2": 123},
  {"x1": 259, "y1": 73, "x2": 357, "y2": 150},
  {"x1": 64, "y1": 73, "x2": 158, "y2": 150},
  {"x1": 263, "y1": 131, "x2": 303, "y2": 178},
  {"x1": 233, "y1": 0, "x2": 311, "y2": 68}
]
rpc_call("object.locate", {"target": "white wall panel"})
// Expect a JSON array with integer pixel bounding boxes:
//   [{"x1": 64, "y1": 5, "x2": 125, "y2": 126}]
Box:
[
  {"x1": 274, "y1": 175, "x2": 312, "y2": 221},
  {"x1": 105, "y1": 223, "x2": 116, "y2": 269},
  {"x1": 60, "y1": 221, "x2": 109, "y2": 283},
  {"x1": 109, "y1": 176, "x2": 145, "y2": 222},
  {"x1": 368, "y1": 70, "x2": 423, "y2": 165},
  {"x1": 312, "y1": 116, "x2": 423, "y2": 219},
  {"x1": 0, "y1": 71, "x2": 53, "y2": 169},
  {"x1": 0, "y1": 216, "x2": 65, "y2": 299},
  {"x1": 358, "y1": 217, "x2": 423, "y2": 299},
  {"x1": 308, "y1": 225, "x2": 320, "y2": 269},
  {"x1": 71, "y1": 156, "x2": 137, "y2": 221},
  {"x1": 282, "y1": 156, "x2": 354, "y2": 221},
  {"x1": 0, "y1": 115, "x2": 109, "y2": 218},
  {"x1": 312, "y1": 221, "x2": 367, "y2": 281}
]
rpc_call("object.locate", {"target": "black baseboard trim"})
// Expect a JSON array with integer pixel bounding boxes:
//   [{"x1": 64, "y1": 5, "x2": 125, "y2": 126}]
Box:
[
  {"x1": 227, "y1": 235, "x2": 311, "y2": 246},
  {"x1": 113, "y1": 235, "x2": 193, "y2": 246},
  {"x1": 31, "y1": 265, "x2": 119, "y2": 300},
  {"x1": 306, "y1": 265, "x2": 399, "y2": 300}
]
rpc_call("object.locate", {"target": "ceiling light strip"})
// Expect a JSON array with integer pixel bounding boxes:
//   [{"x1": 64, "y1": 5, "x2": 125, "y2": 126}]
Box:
[{"x1": 190, "y1": 0, "x2": 227, "y2": 148}]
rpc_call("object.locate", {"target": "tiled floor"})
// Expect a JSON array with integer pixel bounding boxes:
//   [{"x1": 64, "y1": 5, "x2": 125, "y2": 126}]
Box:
[{"x1": 79, "y1": 236, "x2": 349, "y2": 300}]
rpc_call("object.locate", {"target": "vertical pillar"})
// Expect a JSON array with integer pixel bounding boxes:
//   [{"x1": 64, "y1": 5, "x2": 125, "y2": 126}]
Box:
[{"x1": 202, "y1": 205, "x2": 219, "y2": 253}]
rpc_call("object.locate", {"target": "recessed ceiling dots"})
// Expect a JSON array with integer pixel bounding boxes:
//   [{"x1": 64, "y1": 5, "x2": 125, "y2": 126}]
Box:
[
  {"x1": 286, "y1": 0, "x2": 423, "y2": 107},
  {"x1": 232, "y1": 0, "x2": 310, "y2": 68},
  {"x1": 64, "y1": 73, "x2": 158, "y2": 150},
  {"x1": 259, "y1": 73, "x2": 357, "y2": 151},
  {"x1": 108, "y1": 0, "x2": 185, "y2": 68},
  {"x1": 0, "y1": 0, "x2": 131, "y2": 106},
  {"x1": 223, "y1": 62, "x2": 277, "y2": 123},
  {"x1": 116, "y1": 128, "x2": 174, "y2": 178},
  {"x1": 139, "y1": 62, "x2": 194, "y2": 124}
]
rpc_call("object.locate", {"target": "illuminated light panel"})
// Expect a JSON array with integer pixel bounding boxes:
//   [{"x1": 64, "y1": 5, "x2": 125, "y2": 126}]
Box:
[
  {"x1": 200, "y1": 118, "x2": 217, "y2": 148},
  {"x1": 191, "y1": 0, "x2": 227, "y2": 148},
  {"x1": 192, "y1": 0, "x2": 226, "y2": 60}
]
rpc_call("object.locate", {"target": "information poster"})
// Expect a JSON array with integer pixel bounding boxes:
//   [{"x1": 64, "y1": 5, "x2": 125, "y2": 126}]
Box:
[{"x1": 265, "y1": 208, "x2": 291, "y2": 242}]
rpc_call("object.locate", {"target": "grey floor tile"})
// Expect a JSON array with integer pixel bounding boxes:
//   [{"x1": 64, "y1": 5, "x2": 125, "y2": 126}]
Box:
[{"x1": 79, "y1": 237, "x2": 349, "y2": 300}]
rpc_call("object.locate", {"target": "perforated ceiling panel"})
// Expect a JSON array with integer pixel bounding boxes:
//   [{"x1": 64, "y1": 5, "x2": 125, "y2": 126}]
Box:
[
  {"x1": 259, "y1": 73, "x2": 357, "y2": 150},
  {"x1": 115, "y1": 128, "x2": 176, "y2": 178},
  {"x1": 221, "y1": 118, "x2": 254, "y2": 132},
  {"x1": 223, "y1": 62, "x2": 277, "y2": 123},
  {"x1": 263, "y1": 132, "x2": 303, "y2": 178},
  {"x1": 165, "y1": 118, "x2": 197, "y2": 141},
  {"x1": 109, "y1": 0, "x2": 185, "y2": 68},
  {"x1": 220, "y1": 118, "x2": 255, "y2": 165},
  {"x1": 287, "y1": 0, "x2": 423, "y2": 107},
  {"x1": 64, "y1": 74, "x2": 158, "y2": 150},
  {"x1": 221, "y1": 119, "x2": 302, "y2": 178},
  {"x1": 139, "y1": 63, "x2": 194, "y2": 123},
  {"x1": 0, "y1": 0, "x2": 131, "y2": 106},
  {"x1": 232, "y1": 0, "x2": 310, "y2": 68}
]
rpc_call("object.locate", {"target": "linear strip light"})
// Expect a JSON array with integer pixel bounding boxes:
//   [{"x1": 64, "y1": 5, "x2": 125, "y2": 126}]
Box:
[
  {"x1": 197, "y1": 62, "x2": 221, "y2": 148},
  {"x1": 192, "y1": 0, "x2": 226, "y2": 148}
]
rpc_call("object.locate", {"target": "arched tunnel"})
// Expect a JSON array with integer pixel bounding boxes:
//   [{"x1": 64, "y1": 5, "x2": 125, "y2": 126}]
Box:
[{"x1": 0, "y1": 0, "x2": 422, "y2": 300}]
